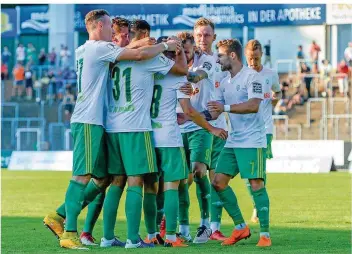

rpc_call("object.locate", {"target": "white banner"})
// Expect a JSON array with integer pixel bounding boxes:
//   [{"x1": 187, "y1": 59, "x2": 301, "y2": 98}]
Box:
[
  {"x1": 271, "y1": 140, "x2": 344, "y2": 166},
  {"x1": 8, "y1": 151, "x2": 73, "y2": 171},
  {"x1": 267, "y1": 157, "x2": 332, "y2": 173},
  {"x1": 327, "y1": 4, "x2": 352, "y2": 25}
]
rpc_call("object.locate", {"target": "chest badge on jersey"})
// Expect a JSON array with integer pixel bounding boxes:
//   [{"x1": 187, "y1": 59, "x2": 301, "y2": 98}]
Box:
[{"x1": 266, "y1": 79, "x2": 269, "y2": 85}]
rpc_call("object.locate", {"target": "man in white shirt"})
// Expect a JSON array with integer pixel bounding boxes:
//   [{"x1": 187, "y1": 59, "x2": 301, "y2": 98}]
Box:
[
  {"x1": 208, "y1": 39, "x2": 271, "y2": 247},
  {"x1": 16, "y1": 44, "x2": 25, "y2": 64}
]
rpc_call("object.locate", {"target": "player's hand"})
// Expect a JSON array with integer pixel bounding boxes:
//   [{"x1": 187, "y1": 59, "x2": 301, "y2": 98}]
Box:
[
  {"x1": 210, "y1": 127, "x2": 228, "y2": 140},
  {"x1": 177, "y1": 113, "x2": 189, "y2": 125},
  {"x1": 167, "y1": 35, "x2": 181, "y2": 42},
  {"x1": 179, "y1": 82, "x2": 193, "y2": 96},
  {"x1": 207, "y1": 101, "x2": 225, "y2": 113},
  {"x1": 166, "y1": 40, "x2": 181, "y2": 52},
  {"x1": 142, "y1": 37, "x2": 156, "y2": 46}
]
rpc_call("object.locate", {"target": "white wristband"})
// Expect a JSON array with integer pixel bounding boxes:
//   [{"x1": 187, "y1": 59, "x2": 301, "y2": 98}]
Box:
[
  {"x1": 224, "y1": 105, "x2": 230, "y2": 112},
  {"x1": 162, "y1": 42, "x2": 169, "y2": 51}
]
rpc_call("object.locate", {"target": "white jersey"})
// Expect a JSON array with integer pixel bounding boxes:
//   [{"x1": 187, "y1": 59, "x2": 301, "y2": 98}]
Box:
[
  {"x1": 105, "y1": 54, "x2": 175, "y2": 132},
  {"x1": 218, "y1": 66, "x2": 266, "y2": 148},
  {"x1": 152, "y1": 73, "x2": 190, "y2": 147},
  {"x1": 259, "y1": 67, "x2": 281, "y2": 134},
  {"x1": 71, "y1": 40, "x2": 124, "y2": 126},
  {"x1": 212, "y1": 53, "x2": 229, "y2": 131},
  {"x1": 179, "y1": 53, "x2": 216, "y2": 133}
]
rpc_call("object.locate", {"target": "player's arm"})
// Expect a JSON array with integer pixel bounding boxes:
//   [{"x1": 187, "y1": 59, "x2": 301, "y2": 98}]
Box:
[
  {"x1": 117, "y1": 40, "x2": 180, "y2": 61},
  {"x1": 125, "y1": 37, "x2": 156, "y2": 49},
  {"x1": 179, "y1": 98, "x2": 227, "y2": 140},
  {"x1": 169, "y1": 47, "x2": 188, "y2": 76},
  {"x1": 271, "y1": 73, "x2": 282, "y2": 106},
  {"x1": 187, "y1": 70, "x2": 208, "y2": 83},
  {"x1": 207, "y1": 98, "x2": 262, "y2": 114},
  {"x1": 187, "y1": 56, "x2": 214, "y2": 83}
]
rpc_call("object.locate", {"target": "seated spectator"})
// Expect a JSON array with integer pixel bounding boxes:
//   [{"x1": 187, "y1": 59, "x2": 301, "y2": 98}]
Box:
[
  {"x1": 24, "y1": 65, "x2": 33, "y2": 101},
  {"x1": 337, "y1": 59, "x2": 349, "y2": 95},
  {"x1": 63, "y1": 87, "x2": 75, "y2": 128},
  {"x1": 300, "y1": 62, "x2": 313, "y2": 99},
  {"x1": 11, "y1": 62, "x2": 25, "y2": 101},
  {"x1": 38, "y1": 48, "x2": 47, "y2": 65}
]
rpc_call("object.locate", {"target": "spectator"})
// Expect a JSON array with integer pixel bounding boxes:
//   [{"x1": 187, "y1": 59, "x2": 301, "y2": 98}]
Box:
[
  {"x1": 24, "y1": 65, "x2": 33, "y2": 101},
  {"x1": 337, "y1": 59, "x2": 349, "y2": 95},
  {"x1": 48, "y1": 48, "x2": 57, "y2": 66},
  {"x1": 344, "y1": 42, "x2": 352, "y2": 67},
  {"x1": 38, "y1": 48, "x2": 47, "y2": 65},
  {"x1": 263, "y1": 40, "x2": 272, "y2": 68},
  {"x1": 26, "y1": 43, "x2": 36, "y2": 64},
  {"x1": 62, "y1": 87, "x2": 75, "y2": 128},
  {"x1": 310, "y1": 40, "x2": 321, "y2": 73},
  {"x1": 297, "y1": 45, "x2": 304, "y2": 60},
  {"x1": 300, "y1": 62, "x2": 313, "y2": 99},
  {"x1": 1, "y1": 62, "x2": 8, "y2": 81},
  {"x1": 320, "y1": 59, "x2": 332, "y2": 97},
  {"x1": 2, "y1": 46, "x2": 12, "y2": 67},
  {"x1": 11, "y1": 62, "x2": 25, "y2": 101},
  {"x1": 16, "y1": 44, "x2": 25, "y2": 64},
  {"x1": 60, "y1": 46, "x2": 71, "y2": 69}
]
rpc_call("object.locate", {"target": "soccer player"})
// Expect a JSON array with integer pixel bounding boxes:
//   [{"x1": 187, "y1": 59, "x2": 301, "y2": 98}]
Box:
[
  {"x1": 104, "y1": 28, "x2": 187, "y2": 248},
  {"x1": 176, "y1": 31, "x2": 216, "y2": 244},
  {"x1": 43, "y1": 9, "x2": 180, "y2": 250},
  {"x1": 208, "y1": 39, "x2": 271, "y2": 247},
  {"x1": 192, "y1": 17, "x2": 229, "y2": 241},
  {"x1": 147, "y1": 36, "x2": 227, "y2": 247},
  {"x1": 245, "y1": 39, "x2": 282, "y2": 223}
]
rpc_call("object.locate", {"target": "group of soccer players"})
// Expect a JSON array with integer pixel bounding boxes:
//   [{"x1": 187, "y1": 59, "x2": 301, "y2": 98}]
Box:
[{"x1": 43, "y1": 8, "x2": 282, "y2": 250}]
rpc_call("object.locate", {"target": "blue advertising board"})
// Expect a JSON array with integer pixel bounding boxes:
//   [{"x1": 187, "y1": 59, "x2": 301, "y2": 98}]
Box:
[
  {"x1": 19, "y1": 5, "x2": 49, "y2": 34},
  {"x1": 1, "y1": 8, "x2": 17, "y2": 37}
]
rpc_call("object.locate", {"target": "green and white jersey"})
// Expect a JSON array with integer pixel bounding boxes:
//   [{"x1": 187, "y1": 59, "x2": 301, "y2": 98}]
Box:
[
  {"x1": 152, "y1": 73, "x2": 190, "y2": 147},
  {"x1": 218, "y1": 66, "x2": 266, "y2": 148},
  {"x1": 71, "y1": 40, "x2": 124, "y2": 126},
  {"x1": 259, "y1": 67, "x2": 281, "y2": 134},
  {"x1": 179, "y1": 53, "x2": 216, "y2": 133},
  {"x1": 105, "y1": 54, "x2": 175, "y2": 133}
]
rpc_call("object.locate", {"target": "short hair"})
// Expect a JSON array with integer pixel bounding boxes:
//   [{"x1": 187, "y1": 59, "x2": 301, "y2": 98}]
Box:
[
  {"x1": 85, "y1": 9, "x2": 110, "y2": 29},
  {"x1": 216, "y1": 39, "x2": 242, "y2": 60},
  {"x1": 131, "y1": 19, "x2": 151, "y2": 33},
  {"x1": 245, "y1": 39, "x2": 262, "y2": 52},
  {"x1": 194, "y1": 17, "x2": 215, "y2": 31},
  {"x1": 177, "y1": 32, "x2": 194, "y2": 44},
  {"x1": 112, "y1": 17, "x2": 130, "y2": 32},
  {"x1": 157, "y1": 36, "x2": 168, "y2": 44}
]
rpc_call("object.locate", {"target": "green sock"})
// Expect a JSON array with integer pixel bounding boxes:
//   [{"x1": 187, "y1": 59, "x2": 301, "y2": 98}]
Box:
[
  {"x1": 83, "y1": 191, "x2": 105, "y2": 234},
  {"x1": 56, "y1": 203, "x2": 66, "y2": 218},
  {"x1": 194, "y1": 175, "x2": 210, "y2": 219},
  {"x1": 156, "y1": 192, "x2": 164, "y2": 229},
  {"x1": 164, "y1": 189, "x2": 178, "y2": 235},
  {"x1": 143, "y1": 193, "x2": 157, "y2": 234},
  {"x1": 178, "y1": 183, "x2": 190, "y2": 225},
  {"x1": 126, "y1": 186, "x2": 143, "y2": 243},
  {"x1": 245, "y1": 179, "x2": 256, "y2": 208},
  {"x1": 210, "y1": 186, "x2": 223, "y2": 223},
  {"x1": 65, "y1": 180, "x2": 86, "y2": 231},
  {"x1": 252, "y1": 187, "x2": 270, "y2": 232},
  {"x1": 103, "y1": 185, "x2": 123, "y2": 240},
  {"x1": 217, "y1": 186, "x2": 245, "y2": 226}
]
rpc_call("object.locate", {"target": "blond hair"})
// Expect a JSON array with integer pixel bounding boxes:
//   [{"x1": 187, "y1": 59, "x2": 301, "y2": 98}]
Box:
[
  {"x1": 194, "y1": 17, "x2": 215, "y2": 31},
  {"x1": 245, "y1": 39, "x2": 262, "y2": 52},
  {"x1": 85, "y1": 9, "x2": 110, "y2": 29},
  {"x1": 177, "y1": 31, "x2": 194, "y2": 44}
]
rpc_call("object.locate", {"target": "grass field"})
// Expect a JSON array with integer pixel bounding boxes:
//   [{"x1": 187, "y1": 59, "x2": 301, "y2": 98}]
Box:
[{"x1": 1, "y1": 171, "x2": 351, "y2": 253}]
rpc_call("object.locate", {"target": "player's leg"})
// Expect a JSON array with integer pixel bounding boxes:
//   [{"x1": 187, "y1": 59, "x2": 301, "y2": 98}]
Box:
[
  {"x1": 100, "y1": 132, "x2": 127, "y2": 248},
  {"x1": 156, "y1": 175, "x2": 165, "y2": 237},
  {"x1": 121, "y1": 132, "x2": 158, "y2": 248},
  {"x1": 209, "y1": 136, "x2": 227, "y2": 241},
  {"x1": 60, "y1": 123, "x2": 105, "y2": 249},
  {"x1": 235, "y1": 148, "x2": 271, "y2": 247},
  {"x1": 188, "y1": 129, "x2": 213, "y2": 243},
  {"x1": 212, "y1": 148, "x2": 250, "y2": 246}
]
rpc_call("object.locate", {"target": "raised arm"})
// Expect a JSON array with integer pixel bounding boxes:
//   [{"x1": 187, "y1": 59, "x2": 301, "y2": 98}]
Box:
[{"x1": 169, "y1": 47, "x2": 188, "y2": 76}]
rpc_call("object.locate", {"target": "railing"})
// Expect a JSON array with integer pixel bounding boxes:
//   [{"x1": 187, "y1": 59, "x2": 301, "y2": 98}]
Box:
[
  {"x1": 305, "y1": 98, "x2": 327, "y2": 128},
  {"x1": 1, "y1": 102, "x2": 19, "y2": 119},
  {"x1": 288, "y1": 124, "x2": 302, "y2": 140},
  {"x1": 324, "y1": 114, "x2": 352, "y2": 142},
  {"x1": 65, "y1": 129, "x2": 72, "y2": 151},
  {"x1": 16, "y1": 128, "x2": 41, "y2": 151},
  {"x1": 329, "y1": 98, "x2": 350, "y2": 116},
  {"x1": 48, "y1": 122, "x2": 65, "y2": 150},
  {"x1": 272, "y1": 115, "x2": 289, "y2": 140}
]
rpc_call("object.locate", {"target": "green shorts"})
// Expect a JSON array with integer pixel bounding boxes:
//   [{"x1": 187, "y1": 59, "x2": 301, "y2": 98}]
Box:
[
  {"x1": 71, "y1": 123, "x2": 107, "y2": 178},
  {"x1": 182, "y1": 129, "x2": 213, "y2": 171},
  {"x1": 155, "y1": 147, "x2": 188, "y2": 182},
  {"x1": 266, "y1": 134, "x2": 273, "y2": 159},
  {"x1": 106, "y1": 131, "x2": 158, "y2": 177},
  {"x1": 210, "y1": 135, "x2": 226, "y2": 170},
  {"x1": 216, "y1": 147, "x2": 266, "y2": 180}
]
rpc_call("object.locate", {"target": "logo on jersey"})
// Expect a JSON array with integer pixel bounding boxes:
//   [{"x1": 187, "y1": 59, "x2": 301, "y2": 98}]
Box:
[
  {"x1": 202, "y1": 62, "x2": 212, "y2": 71},
  {"x1": 252, "y1": 82, "x2": 262, "y2": 93},
  {"x1": 215, "y1": 81, "x2": 220, "y2": 88},
  {"x1": 107, "y1": 43, "x2": 118, "y2": 51},
  {"x1": 192, "y1": 87, "x2": 200, "y2": 95},
  {"x1": 266, "y1": 79, "x2": 269, "y2": 85},
  {"x1": 264, "y1": 93, "x2": 271, "y2": 99},
  {"x1": 236, "y1": 84, "x2": 240, "y2": 91}
]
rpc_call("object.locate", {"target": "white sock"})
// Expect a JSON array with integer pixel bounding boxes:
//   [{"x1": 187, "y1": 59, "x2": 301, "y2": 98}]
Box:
[
  {"x1": 210, "y1": 222, "x2": 220, "y2": 232},
  {"x1": 148, "y1": 233, "x2": 156, "y2": 240},
  {"x1": 201, "y1": 218, "x2": 210, "y2": 228},
  {"x1": 179, "y1": 225, "x2": 190, "y2": 236},
  {"x1": 166, "y1": 234, "x2": 177, "y2": 242}
]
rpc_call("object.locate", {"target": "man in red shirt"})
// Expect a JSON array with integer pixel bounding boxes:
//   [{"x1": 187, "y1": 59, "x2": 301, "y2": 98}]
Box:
[
  {"x1": 337, "y1": 60, "x2": 350, "y2": 95},
  {"x1": 310, "y1": 41, "x2": 321, "y2": 73}
]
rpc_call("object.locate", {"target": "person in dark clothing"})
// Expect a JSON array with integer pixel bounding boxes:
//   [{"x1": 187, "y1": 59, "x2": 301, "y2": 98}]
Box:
[
  {"x1": 300, "y1": 62, "x2": 313, "y2": 99},
  {"x1": 263, "y1": 40, "x2": 272, "y2": 68}
]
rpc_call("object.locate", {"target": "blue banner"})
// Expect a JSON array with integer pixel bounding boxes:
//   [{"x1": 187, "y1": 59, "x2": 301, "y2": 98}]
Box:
[
  {"x1": 74, "y1": 4, "x2": 326, "y2": 31},
  {"x1": 1, "y1": 8, "x2": 17, "y2": 37},
  {"x1": 19, "y1": 5, "x2": 49, "y2": 34}
]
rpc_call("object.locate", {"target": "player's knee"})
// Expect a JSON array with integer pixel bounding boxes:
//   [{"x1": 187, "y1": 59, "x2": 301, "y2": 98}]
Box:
[
  {"x1": 144, "y1": 181, "x2": 158, "y2": 194},
  {"x1": 192, "y1": 162, "x2": 207, "y2": 178},
  {"x1": 249, "y1": 179, "x2": 264, "y2": 191},
  {"x1": 127, "y1": 176, "x2": 144, "y2": 187},
  {"x1": 111, "y1": 175, "x2": 127, "y2": 188},
  {"x1": 93, "y1": 177, "x2": 110, "y2": 189},
  {"x1": 211, "y1": 177, "x2": 226, "y2": 192},
  {"x1": 72, "y1": 175, "x2": 91, "y2": 185}
]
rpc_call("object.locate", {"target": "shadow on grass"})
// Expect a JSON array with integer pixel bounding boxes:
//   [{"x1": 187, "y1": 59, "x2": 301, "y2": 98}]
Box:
[{"x1": 1, "y1": 216, "x2": 350, "y2": 254}]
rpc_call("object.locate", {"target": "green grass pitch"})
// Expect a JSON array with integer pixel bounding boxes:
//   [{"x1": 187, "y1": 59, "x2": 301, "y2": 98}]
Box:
[{"x1": 1, "y1": 171, "x2": 351, "y2": 253}]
